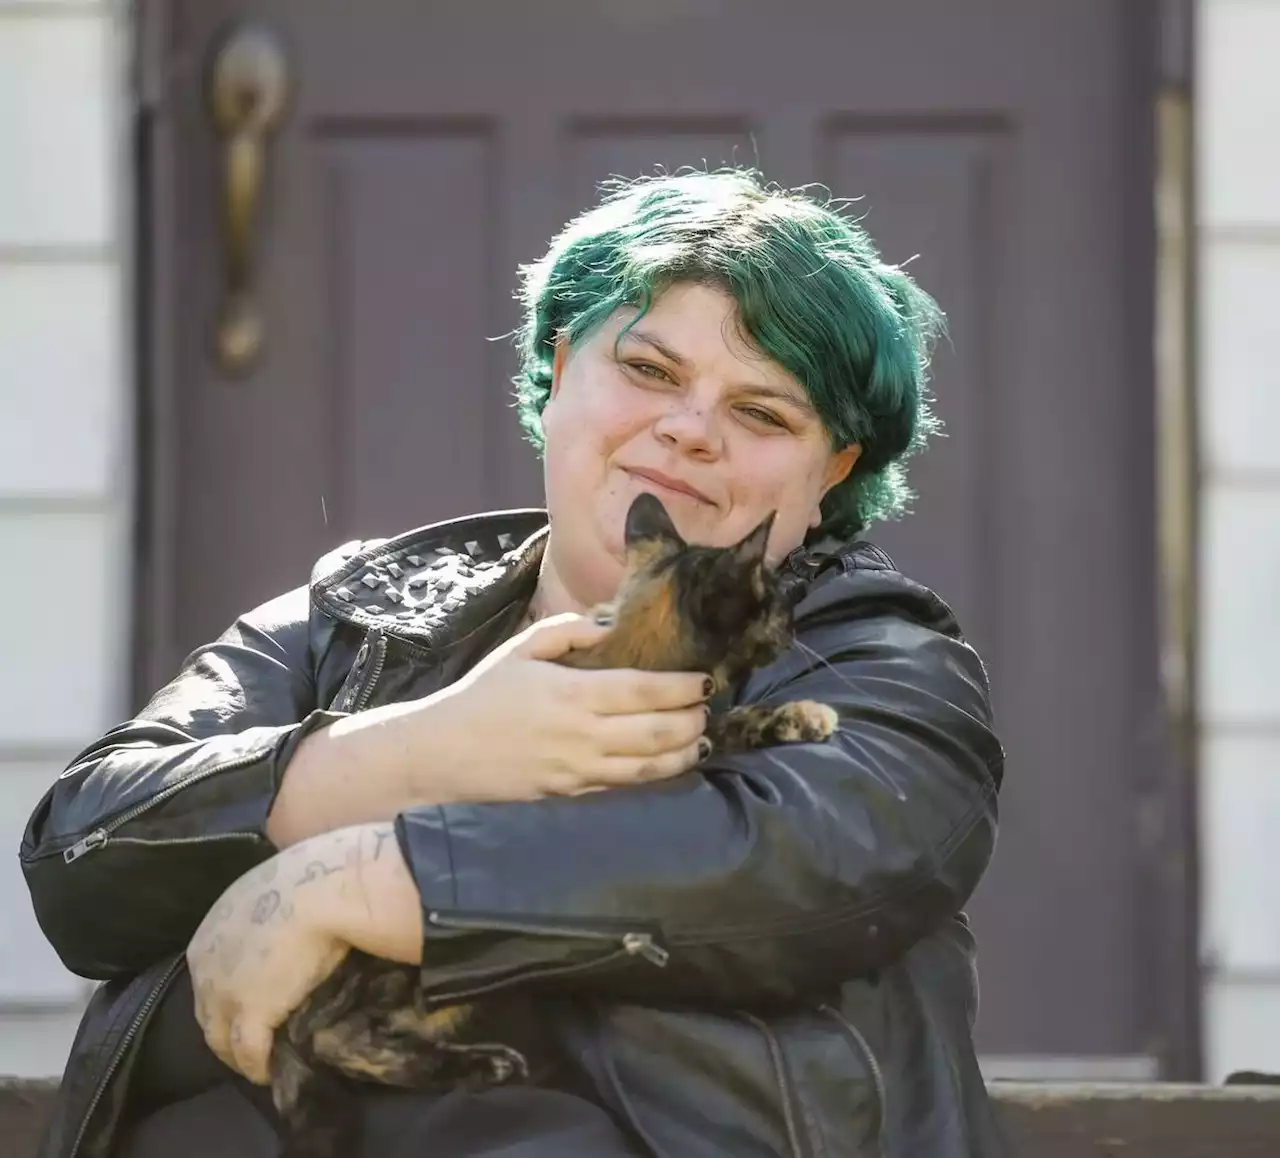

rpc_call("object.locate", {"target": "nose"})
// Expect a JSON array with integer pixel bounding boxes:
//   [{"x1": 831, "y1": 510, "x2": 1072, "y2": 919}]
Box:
[{"x1": 652, "y1": 396, "x2": 723, "y2": 460}]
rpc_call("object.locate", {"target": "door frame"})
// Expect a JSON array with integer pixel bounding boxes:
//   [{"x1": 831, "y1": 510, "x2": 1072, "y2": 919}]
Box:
[{"x1": 126, "y1": 0, "x2": 1204, "y2": 1080}]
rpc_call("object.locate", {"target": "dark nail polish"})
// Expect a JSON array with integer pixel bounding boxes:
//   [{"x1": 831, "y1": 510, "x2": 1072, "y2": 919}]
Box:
[
  {"x1": 703, "y1": 677, "x2": 715, "y2": 698},
  {"x1": 697, "y1": 736, "x2": 712, "y2": 760}
]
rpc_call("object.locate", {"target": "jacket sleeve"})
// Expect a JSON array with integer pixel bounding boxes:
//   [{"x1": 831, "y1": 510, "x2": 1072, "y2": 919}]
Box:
[
  {"x1": 395, "y1": 568, "x2": 1005, "y2": 1008},
  {"x1": 18, "y1": 583, "x2": 350, "y2": 982}
]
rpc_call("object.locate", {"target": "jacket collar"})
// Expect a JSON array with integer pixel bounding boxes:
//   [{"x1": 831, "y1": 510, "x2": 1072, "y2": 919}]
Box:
[
  {"x1": 311, "y1": 507, "x2": 887, "y2": 649},
  {"x1": 311, "y1": 509, "x2": 551, "y2": 649}
]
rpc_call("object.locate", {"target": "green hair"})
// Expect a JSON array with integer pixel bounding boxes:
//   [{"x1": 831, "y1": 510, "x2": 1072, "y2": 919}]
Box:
[{"x1": 512, "y1": 167, "x2": 945, "y2": 538}]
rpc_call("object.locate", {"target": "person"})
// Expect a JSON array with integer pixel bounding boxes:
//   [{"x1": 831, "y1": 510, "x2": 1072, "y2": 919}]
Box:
[{"x1": 20, "y1": 167, "x2": 1007, "y2": 1158}]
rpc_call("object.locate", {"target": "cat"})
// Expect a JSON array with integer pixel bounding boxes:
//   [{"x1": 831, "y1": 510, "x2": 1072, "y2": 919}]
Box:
[{"x1": 268, "y1": 491, "x2": 840, "y2": 1157}]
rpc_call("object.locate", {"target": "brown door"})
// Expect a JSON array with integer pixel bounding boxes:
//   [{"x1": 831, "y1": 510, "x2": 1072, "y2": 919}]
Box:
[{"x1": 137, "y1": 0, "x2": 1187, "y2": 1075}]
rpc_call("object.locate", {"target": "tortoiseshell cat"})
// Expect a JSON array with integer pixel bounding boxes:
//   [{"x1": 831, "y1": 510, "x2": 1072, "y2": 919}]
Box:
[{"x1": 269, "y1": 492, "x2": 839, "y2": 1157}]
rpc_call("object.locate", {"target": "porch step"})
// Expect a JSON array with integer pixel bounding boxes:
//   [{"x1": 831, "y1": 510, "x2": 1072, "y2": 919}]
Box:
[
  {"x1": 989, "y1": 1080, "x2": 1280, "y2": 1156},
  {"x1": 2, "y1": 1076, "x2": 1278, "y2": 1156}
]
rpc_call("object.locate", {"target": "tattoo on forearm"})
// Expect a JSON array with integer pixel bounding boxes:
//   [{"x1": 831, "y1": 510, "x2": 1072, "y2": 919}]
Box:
[
  {"x1": 298, "y1": 860, "x2": 344, "y2": 886},
  {"x1": 250, "y1": 890, "x2": 281, "y2": 925},
  {"x1": 372, "y1": 826, "x2": 394, "y2": 860},
  {"x1": 355, "y1": 830, "x2": 373, "y2": 920}
]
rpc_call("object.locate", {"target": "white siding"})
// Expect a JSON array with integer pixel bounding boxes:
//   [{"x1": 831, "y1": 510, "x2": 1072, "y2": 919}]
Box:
[
  {"x1": 0, "y1": 0, "x2": 132, "y2": 1077},
  {"x1": 1196, "y1": 0, "x2": 1280, "y2": 1084}
]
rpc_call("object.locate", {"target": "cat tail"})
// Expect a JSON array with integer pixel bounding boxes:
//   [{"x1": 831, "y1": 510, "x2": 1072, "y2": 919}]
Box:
[{"x1": 269, "y1": 1024, "x2": 361, "y2": 1158}]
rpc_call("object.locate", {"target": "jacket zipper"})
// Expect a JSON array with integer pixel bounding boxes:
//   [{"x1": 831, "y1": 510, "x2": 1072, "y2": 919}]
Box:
[
  {"x1": 420, "y1": 910, "x2": 669, "y2": 1003},
  {"x1": 739, "y1": 1011, "x2": 808, "y2": 1158},
  {"x1": 62, "y1": 752, "x2": 266, "y2": 863},
  {"x1": 67, "y1": 631, "x2": 389, "y2": 864},
  {"x1": 352, "y1": 630, "x2": 388, "y2": 711},
  {"x1": 820, "y1": 1003, "x2": 885, "y2": 1157},
  {"x1": 67, "y1": 956, "x2": 186, "y2": 1158}
]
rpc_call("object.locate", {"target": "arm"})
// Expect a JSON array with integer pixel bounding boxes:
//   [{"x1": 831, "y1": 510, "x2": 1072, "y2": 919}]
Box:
[
  {"x1": 17, "y1": 584, "x2": 346, "y2": 981},
  {"x1": 19, "y1": 570, "x2": 703, "y2": 982},
  {"x1": 389, "y1": 567, "x2": 1003, "y2": 1007}
]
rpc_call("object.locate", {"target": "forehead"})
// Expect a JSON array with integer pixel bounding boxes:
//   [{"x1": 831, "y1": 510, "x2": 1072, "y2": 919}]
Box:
[{"x1": 606, "y1": 283, "x2": 807, "y2": 397}]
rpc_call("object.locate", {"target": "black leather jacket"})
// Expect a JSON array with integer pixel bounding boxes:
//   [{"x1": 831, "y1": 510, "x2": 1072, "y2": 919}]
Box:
[{"x1": 20, "y1": 509, "x2": 1008, "y2": 1158}]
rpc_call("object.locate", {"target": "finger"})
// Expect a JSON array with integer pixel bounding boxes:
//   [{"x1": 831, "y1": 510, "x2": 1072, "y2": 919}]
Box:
[
  {"x1": 512, "y1": 613, "x2": 612, "y2": 660},
  {"x1": 198, "y1": 1000, "x2": 237, "y2": 1072},
  {"x1": 593, "y1": 706, "x2": 707, "y2": 758},
  {"x1": 576, "y1": 668, "x2": 713, "y2": 715},
  {"x1": 228, "y1": 1014, "x2": 276, "y2": 1086},
  {"x1": 593, "y1": 736, "x2": 711, "y2": 786}
]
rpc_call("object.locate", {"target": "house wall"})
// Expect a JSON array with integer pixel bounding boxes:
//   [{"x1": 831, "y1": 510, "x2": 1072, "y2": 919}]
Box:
[
  {"x1": 1195, "y1": 0, "x2": 1280, "y2": 1083},
  {"x1": 0, "y1": 0, "x2": 133, "y2": 1076}
]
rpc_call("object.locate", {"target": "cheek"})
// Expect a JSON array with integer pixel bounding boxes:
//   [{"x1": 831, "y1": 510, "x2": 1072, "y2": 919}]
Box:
[
  {"x1": 732, "y1": 448, "x2": 831, "y2": 550},
  {"x1": 549, "y1": 365, "x2": 648, "y2": 451}
]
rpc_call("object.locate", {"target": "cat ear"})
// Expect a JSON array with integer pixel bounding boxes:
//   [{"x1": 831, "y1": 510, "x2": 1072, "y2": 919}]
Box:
[
  {"x1": 624, "y1": 492, "x2": 684, "y2": 549},
  {"x1": 733, "y1": 511, "x2": 776, "y2": 565}
]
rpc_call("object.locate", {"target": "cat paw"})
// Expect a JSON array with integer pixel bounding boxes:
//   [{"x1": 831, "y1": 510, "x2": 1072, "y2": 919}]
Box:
[
  {"x1": 774, "y1": 701, "x2": 839, "y2": 743},
  {"x1": 462, "y1": 1044, "x2": 529, "y2": 1087}
]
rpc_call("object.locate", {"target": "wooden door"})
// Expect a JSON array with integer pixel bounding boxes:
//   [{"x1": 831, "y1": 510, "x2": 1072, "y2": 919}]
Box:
[{"x1": 136, "y1": 0, "x2": 1189, "y2": 1075}]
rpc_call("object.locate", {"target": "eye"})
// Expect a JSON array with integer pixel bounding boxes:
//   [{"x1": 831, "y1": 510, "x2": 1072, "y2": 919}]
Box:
[
  {"x1": 738, "y1": 405, "x2": 789, "y2": 430},
  {"x1": 628, "y1": 360, "x2": 676, "y2": 383}
]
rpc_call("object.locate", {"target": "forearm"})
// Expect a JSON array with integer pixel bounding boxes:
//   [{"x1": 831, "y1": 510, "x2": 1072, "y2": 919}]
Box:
[
  {"x1": 389, "y1": 618, "x2": 1003, "y2": 1007},
  {"x1": 266, "y1": 696, "x2": 469, "y2": 847},
  {"x1": 289, "y1": 822, "x2": 424, "y2": 965}
]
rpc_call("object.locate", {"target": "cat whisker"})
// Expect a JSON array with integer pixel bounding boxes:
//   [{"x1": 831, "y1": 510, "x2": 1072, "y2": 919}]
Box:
[{"x1": 789, "y1": 639, "x2": 858, "y2": 693}]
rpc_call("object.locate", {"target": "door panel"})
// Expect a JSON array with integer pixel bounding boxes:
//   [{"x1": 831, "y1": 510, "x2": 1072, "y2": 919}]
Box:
[{"x1": 140, "y1": 0, "x2": 1176, "y2": 1070}]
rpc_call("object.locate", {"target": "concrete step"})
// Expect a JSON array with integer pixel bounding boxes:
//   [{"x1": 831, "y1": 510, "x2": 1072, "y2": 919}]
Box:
[{"x1": 2, "y1": 1077, "x2": 1279, "y2": 1156}]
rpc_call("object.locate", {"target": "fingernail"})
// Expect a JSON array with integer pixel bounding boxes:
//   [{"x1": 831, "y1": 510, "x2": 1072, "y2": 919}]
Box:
[
  {"x1": 593, "y1": 609, "x2": 615, "y2": 627},
  {"x1": 703, "y1": 677, "x2": 715, "y2": 698},
  {"x1": 697, "y1": 736, "x2": 712, "y2": 760}
]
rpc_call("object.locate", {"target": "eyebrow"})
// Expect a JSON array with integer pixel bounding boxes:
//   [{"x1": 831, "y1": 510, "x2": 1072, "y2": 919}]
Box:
[
  {"x1": 620, "y1": 328, "x2": 816, "y2": 414},
  {"x1": 621, "y1": 327, "x2": 689, "y2": 367}
]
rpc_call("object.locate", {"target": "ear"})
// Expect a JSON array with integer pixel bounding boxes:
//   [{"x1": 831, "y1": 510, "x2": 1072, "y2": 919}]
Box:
[
  {"x1": 732, "y1": 511, "x2": 776, "y2": 566},
  {"x1": 625, "y1": 492, "x2": 685, "y2": 550},
  {"x1": 549, "y1": 334, "x2": 570, "y2": 401},
  {"x1": 810, "y1": 444, "x2": 862, "y2": 528}
]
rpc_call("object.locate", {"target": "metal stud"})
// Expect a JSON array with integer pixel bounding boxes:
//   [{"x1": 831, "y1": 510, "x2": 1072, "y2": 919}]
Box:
[
  {"x1": 407, "y1": 554, "x2": 423, "y2": 567},
  {"x1": 384, "y1": 588, "x2": 403, "y2": 604},
  {"x1": 365, "y1": 604, "x2": 382, "y2": 614},
  {"x1": 336, "y1": 587, "x2": 354, "y2": 602},
  {"x1": 360, "y1": 573, "x2": 380, "y2": 589},
  {"x1": 497, "y1": 533, "x2": 514, "y2": 550},
  {"x1": 387, "y1": 561, "x2": 404, "y2": 579}
]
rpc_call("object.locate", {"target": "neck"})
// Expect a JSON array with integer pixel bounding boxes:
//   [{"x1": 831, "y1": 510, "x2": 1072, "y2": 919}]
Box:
[
  {"x1": 530, "y1": 551, "x2": 591, "y2": 621},
  {"x1": 530, "y1": 532, "x2": 627, "y2": 621}
]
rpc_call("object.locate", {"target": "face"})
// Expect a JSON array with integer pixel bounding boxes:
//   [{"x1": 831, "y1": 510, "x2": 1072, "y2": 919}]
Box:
[{"x1": 538, "y1": 282, "x2": 860, "y2": 609}]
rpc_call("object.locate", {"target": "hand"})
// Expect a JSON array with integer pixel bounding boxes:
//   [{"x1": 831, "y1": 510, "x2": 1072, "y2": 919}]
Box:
[
  {"x1": 188, "y1": 835, "x2": 359, "y2": 1084},
  {"x1": 267, "y1": 615, "x2": 712, "y2": 848},
  {"x1": 426, "y1": 613, "x2": 711, "y2": 800}
]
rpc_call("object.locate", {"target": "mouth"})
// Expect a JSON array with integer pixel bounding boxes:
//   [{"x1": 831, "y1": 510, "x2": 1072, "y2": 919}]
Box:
[{"x1": 623, "y1": 467, "x2": 714, "y2": 505}]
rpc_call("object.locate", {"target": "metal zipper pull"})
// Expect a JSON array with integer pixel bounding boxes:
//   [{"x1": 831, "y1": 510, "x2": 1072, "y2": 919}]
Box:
[
  {"x1": 64, "y1": 829, "x2": 108, "y2": 863},
  {"x1": 622, "y1": 932, "x2": 670, "y2": 967}
]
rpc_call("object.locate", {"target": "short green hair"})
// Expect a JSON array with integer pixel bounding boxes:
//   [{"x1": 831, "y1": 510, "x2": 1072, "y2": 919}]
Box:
[{"x1": 512, "y1": 167, "x2": 945, "y2": 538}]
